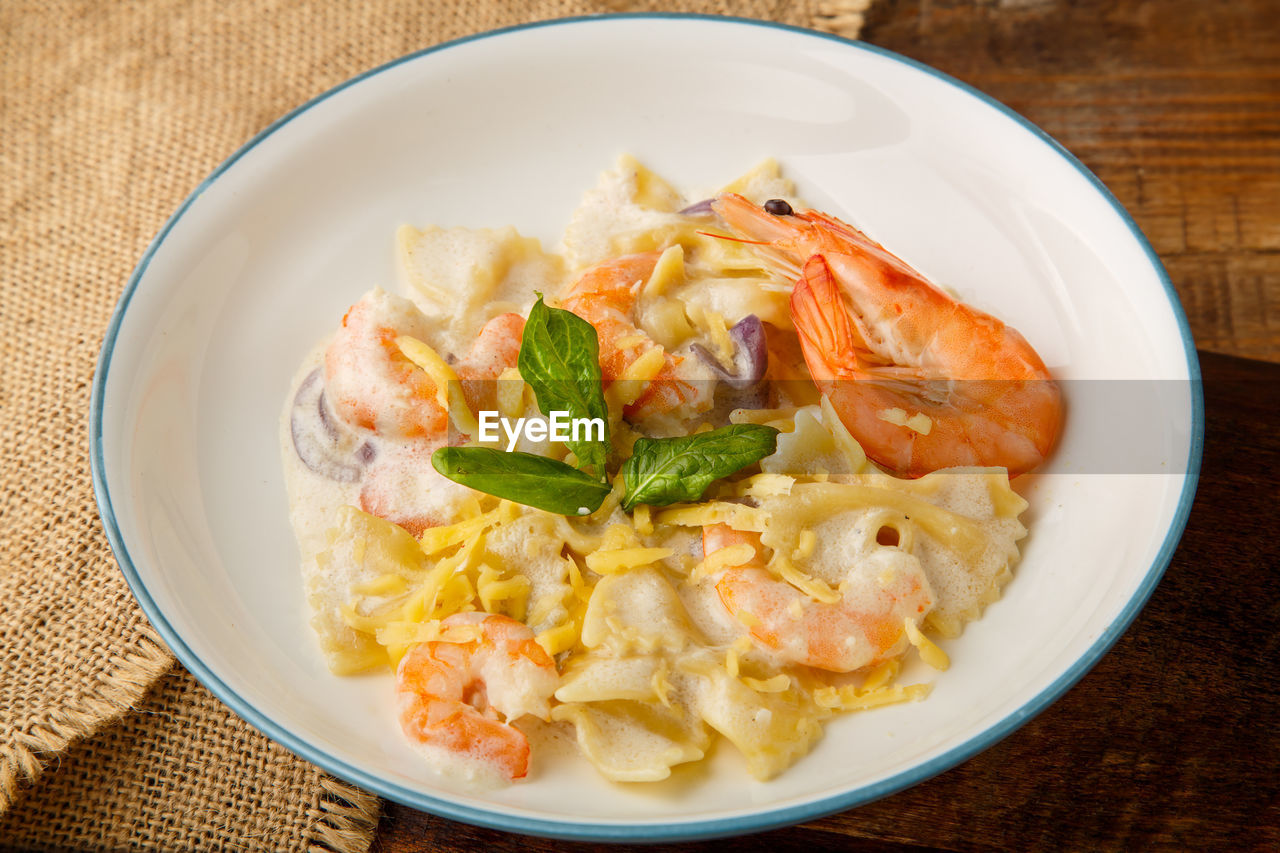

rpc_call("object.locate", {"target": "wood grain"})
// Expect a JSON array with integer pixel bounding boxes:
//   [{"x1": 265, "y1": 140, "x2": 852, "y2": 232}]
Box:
[
  {"x1": 373, "y1": 2, "x2": 1280, "y2": 849},
  {"x1": 373, "y1": 353, "x2": 1280, "y2": 852},
  {"x1": 864, "y1": 0, "x2": 1280, "y2": 363}
]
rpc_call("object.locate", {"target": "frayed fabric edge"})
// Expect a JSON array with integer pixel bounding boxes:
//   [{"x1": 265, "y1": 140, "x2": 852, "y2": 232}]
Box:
[
  {"x1": 811, "y1": 0, "x2": 874, "y2": 39},
  {"x1": 0, "y1": 624, "x2": 174, "y2": 813},
  {"x1": 306, "y1": 776, "x2": 383, "y2": 853}
]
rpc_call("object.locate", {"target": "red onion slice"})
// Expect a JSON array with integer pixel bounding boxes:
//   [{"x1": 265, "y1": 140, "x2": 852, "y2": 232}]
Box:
[
  {"x1": 678, "y1": 198, "x2": 715, "y2": 217},
  {"x1": 692, "y1": 314, "x2": 768, "y2": 390},
  {"x1": 291, "y1": 368, "x2": 375, "y2": 482}
]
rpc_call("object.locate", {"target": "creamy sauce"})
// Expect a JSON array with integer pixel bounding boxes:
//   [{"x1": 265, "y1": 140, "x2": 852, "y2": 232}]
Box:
[{"x1": 279, "y1": 156, "x2": 1034, "y2": 786}]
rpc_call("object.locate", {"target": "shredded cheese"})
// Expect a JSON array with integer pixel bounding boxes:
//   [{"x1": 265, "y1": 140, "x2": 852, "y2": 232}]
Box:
[
  {"x1": 654, "y1": 501, "x2": 768, "y2": 532},
  {"x1": 875, "y1": 405, "x2": 933, "y2": 436},
  {"x1": 536, "y1": 620, "x2": 581, "y2": 656},
  {"x1": 586, "y1": 547, "x2": 675, "y2": 575},
  {"x1": 632, "y1": 503, "x2": 653, "y2": 536},
  {"x1": 742, "y1": 674, "x2": 791, "y2": 693},
  {"x1": 906, "y1": 412, "x2": 933, "y2": 435},
  {"x1": 905, "y1": 617, "x2": 950, "y2": 671},
  {"x1": 686, "y1": 306, "x2": 735, "y2": 369},
  {"x1": 395, "y1": 335, "x2": 480, "y2": 436},
  {"x1": 496, "y1": 366, "x2": 526, "y2": 419},
  {"x1": 774, "y1": 555, "x2": 840, "y2": 605},
  {"x1": 730, "y1": 406, "x2": 801, "y2": 426},
  {"x1": 477, "y1": 562, "x2": 532, "y2": 619},
  {"x1": 786, "y1": 598, "x2": 805, "y2": 621},
  {"x1": 877, "y1": 407, "x2": 909, "y2": 427},
  {"x1": 602, "y1": 346, "x2": 667, "y2": 414},
  {"x1": 792, "y1": 530, "x2": 817, "y2": 560},
  {"x1": 418, "y1": 503, "x2": 515, "y2": 555},
  {"x1": 736, "y1": 473, "x2": 795, "y2": 499},
  {"x1": 814, "y1": 682, "x2": 931, "y2": 711},
  {"x1": 690, "y1": 541, "x2": 755, "y2": 582},
  {"x1": 862, "y1": 659, "x2": 901, "y2": 691},
  {"x1": 352, "y1": 573, "x2": 409, "y2": 597}
]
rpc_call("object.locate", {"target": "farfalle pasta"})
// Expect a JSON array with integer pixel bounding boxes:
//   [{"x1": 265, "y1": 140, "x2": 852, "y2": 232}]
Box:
[{"x1": 280, "y1": 156, "x2": 1048, "y2": 786}]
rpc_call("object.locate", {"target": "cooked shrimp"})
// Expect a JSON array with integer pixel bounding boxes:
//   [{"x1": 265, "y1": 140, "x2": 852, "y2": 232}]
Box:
[
  {"x1": 324, "y1": 291, "x2": 524, "y2": 534},
  {"x1": 559, "y1": 252, "x2": 712, "y2": 423},
  {"x1": 396, "y1": 612, "x2": 558, "y2": 781},
  {"x1": 704, "y1": 523, "x2": 933, "y2": 673},
  {"x1": 453, "y1": 311, "x2": 525, "y2": 417},
  {"x1": 325, "y1": 289, "x2": 525, "y2": 440},
  {"x1": 357, "y1": 442, "x2": 467, "y2": 537},
  {"x1": 713, "y1": 194, "x2": 1063, "y2": 477},
  {"x1": 325, "y1": 290, "x2": 444, "y2": 439}
]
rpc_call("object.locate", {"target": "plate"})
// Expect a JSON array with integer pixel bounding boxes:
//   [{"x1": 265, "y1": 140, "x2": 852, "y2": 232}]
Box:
[{"x1": 90, "y1": 14, "x2": 1202, "y2": 842}]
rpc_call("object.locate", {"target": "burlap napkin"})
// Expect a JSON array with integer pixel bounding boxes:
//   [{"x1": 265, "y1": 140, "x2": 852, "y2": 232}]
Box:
[{"x1": 0, "y1": 1, "x2": 869, "y2": 849}]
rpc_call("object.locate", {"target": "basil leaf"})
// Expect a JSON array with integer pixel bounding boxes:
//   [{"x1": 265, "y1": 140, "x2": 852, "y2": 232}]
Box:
[
  {"x1": 517, "y1": 296, "x2": 610, "y2": 479},
  {"x1": 621, "y1": 424, "x2": 780, "y2": 510},
  {"x1": 432, "y1": 446, "x2": 611, "y2": 516}
]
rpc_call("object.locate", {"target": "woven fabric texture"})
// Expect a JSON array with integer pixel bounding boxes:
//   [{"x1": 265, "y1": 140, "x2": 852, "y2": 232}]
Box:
[
  {"x1": 0, "y1": 672, "x2": 381, "y2": 852},
  {"x1": 0, "y1": 1, "x2": 869, "y2": 850}
]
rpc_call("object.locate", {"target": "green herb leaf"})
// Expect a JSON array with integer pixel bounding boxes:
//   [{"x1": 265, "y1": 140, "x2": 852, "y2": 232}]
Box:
[
  {"x1": 517, "y1": 295, "x2": 610, "y2": 479},
  {"x1": 432, "y1": 446, "x2": 611, "y2": 516},
  {"x1": 620, "y1": 424, "x2": 780, "y2": 511}
]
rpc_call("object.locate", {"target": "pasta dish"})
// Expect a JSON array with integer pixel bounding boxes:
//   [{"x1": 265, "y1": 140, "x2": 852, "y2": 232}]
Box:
[{"x1": 280, "y1": 157, "x2": 1061, "y2": 786}]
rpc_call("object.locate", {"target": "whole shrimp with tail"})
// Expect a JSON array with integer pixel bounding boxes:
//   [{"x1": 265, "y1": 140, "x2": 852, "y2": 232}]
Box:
[{"x1": 713, "y1": 194, "x2": 1062, "y2": 477}]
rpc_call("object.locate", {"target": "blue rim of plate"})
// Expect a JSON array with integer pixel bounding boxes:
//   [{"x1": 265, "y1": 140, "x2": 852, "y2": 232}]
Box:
[{"x1": 89, "y1": 12, "x2": 1205, "y2": 843}]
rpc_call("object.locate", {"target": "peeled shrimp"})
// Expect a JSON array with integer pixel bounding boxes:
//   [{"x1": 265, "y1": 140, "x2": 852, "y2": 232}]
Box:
[
  {"x1": 325, "y1": 289, "x2": 525, "y2": 441},
  {"x1": 453, "y1": 311, "x2": 525, "y2": 417},
  {"x1": 325, "y1": 290, "x2": 447, "y2": 440},
  {"x1": 396, "y1": 612, "x2": 558, "y2": 781},
  {"x1": 713, "y1": 194, "x2": 1063, "y2": 477},
  {"x1": 704, "y1": 524, "x2": 933, "y2": 673},
  {"x1": 323, "y1": 290, "x2": 524, "y2": 534},
  {"x1": 558, "y1": 252, "x2": 712, "y2": 423}
]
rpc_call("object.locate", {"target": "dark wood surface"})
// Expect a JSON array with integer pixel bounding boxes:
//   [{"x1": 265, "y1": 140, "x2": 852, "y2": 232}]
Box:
[
  {"x1": 373, "y1": 1, "x2": 1280, "y2": 850},
  {"x1": 372, "y1": 353, "x2": 1280, "y2": 852},
  {"x1": 864, "y1": 0, "x2": 1280, "y2": 366}
]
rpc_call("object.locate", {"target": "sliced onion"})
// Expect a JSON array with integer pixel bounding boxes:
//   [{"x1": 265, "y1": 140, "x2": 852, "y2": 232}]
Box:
[
  {"x1": 291, "y1": 368, "x2": 375, "y2": 482},
  {"x1": 692, "y1": 315, "x2": 768, "y2": 390},
  {"x1": 678, "y1": 198, "x2": 715, "y2": 217}
]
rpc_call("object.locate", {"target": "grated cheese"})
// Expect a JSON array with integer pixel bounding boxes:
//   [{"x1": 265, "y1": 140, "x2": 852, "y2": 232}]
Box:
[
  {"x1": 905, "y1": 617, "x2": 950, "y2": 671},
  {"x1": 395, "y1": 334, "x2": 480, "y2": 436},
  {"x1": 654, "y1": 501, "x2": 768, "y2": 532},
  {"x1": 586, "y1": 547, "x2": 676, "y2": 575}
]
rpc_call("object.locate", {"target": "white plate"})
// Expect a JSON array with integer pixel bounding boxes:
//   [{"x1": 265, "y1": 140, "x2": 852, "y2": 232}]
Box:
[{"x1": 91, "y1": 14, "x2": 1202, "y2": 842}]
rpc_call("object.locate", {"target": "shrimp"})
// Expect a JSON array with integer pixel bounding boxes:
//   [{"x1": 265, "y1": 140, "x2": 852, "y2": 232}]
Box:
[
  {"x1": 558, "y1": 252, "x2": 713, "y2": 423},
  {"x1": 325, "y1": 289, "x2": 525, "y2": 440},
  {"x1": 713, "y1": 193, "x2": 1063, "y2": 477},
  {"x1": 453, "y1": 311, "x2": 525, "y2": 417},
  {"x1": 704, "y1": 523, "x2": 933, "y2": 673},
  {"x1": 396, "y1": 612, "x2": 558, "y2": 781},
  {"x1": 325, "y1": 290, "x2": 446, "y2": 440},
  {"x1": 356, "y1": 442, "x2": 462, "y2": 537},
  {"x1": 323, "y1": 290, "x2": 525, "y2": 534}
]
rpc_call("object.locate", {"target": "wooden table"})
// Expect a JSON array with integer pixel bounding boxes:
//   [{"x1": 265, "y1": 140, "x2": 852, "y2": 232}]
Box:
[{"x1": 374, "y1": 2, "x2": 1280, "y2": 849}]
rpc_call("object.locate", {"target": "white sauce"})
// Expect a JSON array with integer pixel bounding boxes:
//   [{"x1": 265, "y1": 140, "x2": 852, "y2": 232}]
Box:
[{"x1": 280, "y1": 156, "x2": 1033, "y2": 787}]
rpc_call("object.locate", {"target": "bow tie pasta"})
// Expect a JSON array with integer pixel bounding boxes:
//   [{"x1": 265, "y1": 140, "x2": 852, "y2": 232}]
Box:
[{"x1": 281, "y1": 156, "x2": 1040, "y2": 787}]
